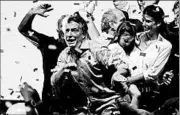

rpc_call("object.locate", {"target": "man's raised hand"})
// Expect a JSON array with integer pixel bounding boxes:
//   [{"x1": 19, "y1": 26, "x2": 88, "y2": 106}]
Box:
[{"x1": 31, "y1": 3, "x2": 54, "y2": 17}]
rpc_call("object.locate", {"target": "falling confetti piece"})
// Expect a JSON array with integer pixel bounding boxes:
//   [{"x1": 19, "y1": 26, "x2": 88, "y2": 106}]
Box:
[
  {"x1": 1, "y1": 95, "x2": 4, "y2": 99},
  {"x1": 14, "y1": 12, "x2": 16, "y2": 17},
  {"x1": 0, "y1": 49, "x2": 4, "y2": 53},
  {"x1": 4, "y1": 17, "x2": 7, "y2": 20},
  {"x1": 10, "y1": 90, "x2": 14, "y2": 95},
  {"x1": 36, "y1": 79, "x2": 39, "y2": 81},
  {"x1": 6, "y1": 27, "x2": 11, "y2": 32},
  {"x1": 23, "y1": 45, "x2": 26, "y2": 48},
  {"x1": 17, "y1": 95, "x2": 21, "y2": 99},
  {"x1": 74, "y1": 3, "x2": 80, "y2": 5},
  {"x1": 132, "y1": 9, "x2": 136, "y2": 13},
  {"x1": 33, "y1": 68, "x2": 38, "y2": 72},
  {"x1": 15, "y1": 61, "x2": 20, "y2": 64},
  {"x1": 33, "y1": 0, "x2": 38, "y2": 3}
]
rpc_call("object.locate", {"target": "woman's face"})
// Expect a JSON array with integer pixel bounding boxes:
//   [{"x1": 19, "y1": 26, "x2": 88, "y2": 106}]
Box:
[
  {"x1": 142, "y1": 14, "x2": 158, "y2": 33},
  {"x1": 119, "y1": 31, "x2": 134, "y2": 48}
]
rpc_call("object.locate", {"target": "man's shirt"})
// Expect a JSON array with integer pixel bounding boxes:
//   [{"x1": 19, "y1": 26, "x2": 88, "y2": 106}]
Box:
[{"x1": 53, "y1": 40, "x2": 128, "y2": 99}]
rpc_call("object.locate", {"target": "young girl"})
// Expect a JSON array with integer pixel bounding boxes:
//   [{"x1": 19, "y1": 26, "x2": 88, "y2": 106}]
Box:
[{"x1": 109, "y1": 21, "x2": 141, "y2": 109}]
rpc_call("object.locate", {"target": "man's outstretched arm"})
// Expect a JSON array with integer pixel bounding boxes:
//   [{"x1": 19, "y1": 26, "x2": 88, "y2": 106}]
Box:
[{"x1": 18, "y1": 4, "x2": 54, "y2": 47}]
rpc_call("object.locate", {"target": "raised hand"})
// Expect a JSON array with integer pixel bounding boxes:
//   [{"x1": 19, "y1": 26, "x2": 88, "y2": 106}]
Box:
[
  {"x1": 85, "y1": 1, "x2": 96, "y2": 14},
  {"x1": 31, "y1": 3, "x2": 54, "y2": 17},
  {"x1": 19, "y1": 82, "x2": 41, "y2": 106}
]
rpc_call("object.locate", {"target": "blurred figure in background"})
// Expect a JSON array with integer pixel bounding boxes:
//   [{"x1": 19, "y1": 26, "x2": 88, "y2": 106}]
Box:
[
  {"x1": 113, "y1": 0, "x2": 144, "y2": 33},
  {"x1": 164, "y1": 0, "x2": 179, "y2": 98},
  {"x1": 18, "y1": 3, "x2": 67, "y2": 113}
]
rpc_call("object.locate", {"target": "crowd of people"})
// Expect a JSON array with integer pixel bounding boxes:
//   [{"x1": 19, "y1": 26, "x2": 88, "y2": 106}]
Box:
[{"x1": 5, "y1": 0, "x2": 179, "y2": 115}]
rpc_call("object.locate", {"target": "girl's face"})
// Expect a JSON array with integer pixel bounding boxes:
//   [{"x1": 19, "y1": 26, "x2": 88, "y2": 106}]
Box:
[
  {"x1": 119, "y1": 31, "x2": 134, "y2": 48},
  {"x1": 142, "y1": 14, "x2": 158, "y2": 33}
]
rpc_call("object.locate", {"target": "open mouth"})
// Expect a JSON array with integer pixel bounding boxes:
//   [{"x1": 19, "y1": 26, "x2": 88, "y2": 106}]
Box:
[{"x1": 66, "y1": 39, "x2": 77, "y2": 46}]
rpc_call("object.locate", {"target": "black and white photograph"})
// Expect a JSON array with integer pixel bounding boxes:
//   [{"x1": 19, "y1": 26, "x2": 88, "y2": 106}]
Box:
[{"x1": 1, "y1": 0, "x2": 179, "y2": 115}]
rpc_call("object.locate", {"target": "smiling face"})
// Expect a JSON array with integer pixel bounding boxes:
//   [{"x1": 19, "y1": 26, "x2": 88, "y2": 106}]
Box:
[
  {"x1": 142, "y1": 14, "x2": 158, "y2": 33},
  {"x1": 119, "y1": 31, "x2": 134, "y2": 48},
  {"x1": 64, "y1": 21, "x2": 84, "y2": 48}
]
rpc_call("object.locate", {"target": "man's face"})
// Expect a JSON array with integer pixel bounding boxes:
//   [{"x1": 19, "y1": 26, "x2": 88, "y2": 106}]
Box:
[
  {"x1": 142, "y1": 14, "x2": 157, "y2": 33},
  {"x1": 64, "y1": 21, "x2": 83, "y2": 48},
  {"x1": 119, "y1": 31, "x2": 134, "y2": 48},
  {"x1": 110, "y1": 12, "x2": 126, "y2": 36}
]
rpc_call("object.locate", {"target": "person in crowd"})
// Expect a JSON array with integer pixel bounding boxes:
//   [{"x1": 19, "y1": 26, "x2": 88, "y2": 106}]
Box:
[
  {"x1": 137, "y1": 0, "x2": 160, "y2": 12},
  {"x1": 96, "y1": 8, "x2": 127, "y2": 45},
  {"x1": 113, "y1": 0, "x2": 144, "y2": 33},
  {"x1": 124, "y1": 4, "x2": 172, "y2": 111},
  {"x1": 50, "y1": 11, "x2": 150, "y2": 115},
  {"x1": 18, "y1": 3, "x2": 68, "y2": 113},
  {"x1": 109, "y1": 21, "x2": 142, "y2": 109},
  {"x1": 164, "y1": 0, "x2": 179, "y2": 98}
]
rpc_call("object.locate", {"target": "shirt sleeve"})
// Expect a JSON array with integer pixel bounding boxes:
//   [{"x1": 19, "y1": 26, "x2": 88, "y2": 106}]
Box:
[
  {"x1": 22, "y1": 29, "x2": 55, "y2": 48},
  {"x1": 143, "y1": 42, "x2": 172, "y2": 81}
]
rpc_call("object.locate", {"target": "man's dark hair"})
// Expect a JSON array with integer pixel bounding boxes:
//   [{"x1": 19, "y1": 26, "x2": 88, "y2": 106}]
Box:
[{"x1": 67, "y1": 12, "x2": 88, "y2": 35}]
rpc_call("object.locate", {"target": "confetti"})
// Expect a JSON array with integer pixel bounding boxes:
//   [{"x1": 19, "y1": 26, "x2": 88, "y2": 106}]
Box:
[
  {"x1": 74, "y1": 3, "x2": 80, "y2": 5},
  {"x1": 0, "y1": 49, "x2": 4, "y2": 53},
  {"x1": 33, "y1": 68, "x2": 38, "y2": 72},
  {"x1": 6, "y1": 27, "x2": 11, "y2": 32},
  {"x1": 14, "y1": 12, "x2": 16, "y2": 17},
  {"x1": 33, "y1": 0, "x2": 38, "y2": 3},
  {"x1": 15, "y1": 61, "x2": 20, "y2": 64}
]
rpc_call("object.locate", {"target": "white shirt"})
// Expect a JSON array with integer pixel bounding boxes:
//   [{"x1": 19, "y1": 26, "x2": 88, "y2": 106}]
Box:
[{"x1": 129, "y1": 33, "x2": 172, "y2": 82}]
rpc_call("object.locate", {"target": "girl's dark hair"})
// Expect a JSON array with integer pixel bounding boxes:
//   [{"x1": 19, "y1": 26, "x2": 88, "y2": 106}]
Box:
[
  {"x1": 114, "y1": 21, "x2": 136, "y2": 42},
  {"x1": 143, "y1": 5, "x2": 169, "y2": 38},
  {"x1": 143, "y1": 4, "x2": 165, "y2": 24},
  {"x1": 67, "y1": 12, "x2": 88, "y2": 35},
  {"x1": 112, "y1": 21, "x2": 136, "y2": 55}
]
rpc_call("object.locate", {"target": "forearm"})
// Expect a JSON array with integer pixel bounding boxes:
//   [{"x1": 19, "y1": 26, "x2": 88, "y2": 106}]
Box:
[
  {"x1": 127, "y1": 73, "x2": 144, "y2": 84},
  {"x1": 18, "y1": 9, "x2": 36, "y2": 33},
  {"x1": 87, "y1": 19, "x2": 100, "y2": 40},
  {"x1": 51, "y1": 67, "x2": 65, "y2": 86}
]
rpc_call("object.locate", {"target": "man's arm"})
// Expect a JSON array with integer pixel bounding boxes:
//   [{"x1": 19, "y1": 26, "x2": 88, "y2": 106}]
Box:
[
  {"x1": 78, "y1": 2, "x2": 100, "y2": 41},
  {"x1": 18, "y1": 4, "x2": 53, "y2": 47}
]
